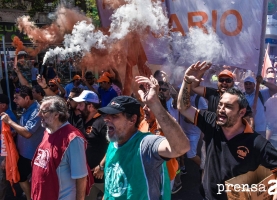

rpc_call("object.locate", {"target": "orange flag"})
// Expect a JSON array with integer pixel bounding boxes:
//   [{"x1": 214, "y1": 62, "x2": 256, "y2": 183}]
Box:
[{"x1": 261, "y1": 43, "x2": 272, "y2": 77}]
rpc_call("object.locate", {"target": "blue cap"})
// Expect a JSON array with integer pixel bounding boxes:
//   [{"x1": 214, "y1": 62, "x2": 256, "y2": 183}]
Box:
[{"x1": 72, "y1": 90, "x2": 99, "y2": 104}]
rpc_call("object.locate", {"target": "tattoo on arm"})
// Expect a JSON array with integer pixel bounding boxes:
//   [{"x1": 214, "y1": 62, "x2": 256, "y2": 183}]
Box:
[{"x1": 182, "y1": 82, "x2": 191, "y2": 108}]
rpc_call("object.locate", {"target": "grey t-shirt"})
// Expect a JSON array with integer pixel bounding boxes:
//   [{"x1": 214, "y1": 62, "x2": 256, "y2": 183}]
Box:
[{"x1": 140, "y1": 135, "x2": 167, "y2": 199}]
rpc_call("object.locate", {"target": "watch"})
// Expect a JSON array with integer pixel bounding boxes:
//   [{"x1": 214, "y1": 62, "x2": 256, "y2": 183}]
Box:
[{"x1": 99, "y1": 164, "x2": 104, "y2": 171}]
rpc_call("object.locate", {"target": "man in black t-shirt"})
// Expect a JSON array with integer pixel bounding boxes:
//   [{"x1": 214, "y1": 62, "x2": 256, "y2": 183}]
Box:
[
  {"x1": 190, "y1": 64, "x2": 252, "y2": 118},
  {"x1": 67, "y1": 87, "x2": 84, "y2": 130},
  {"x1": 73, "y1": 90, "x2": 108, "y2": 200},
  {"x1": 177, "y1": 61, "x2": 277, "y2": 200}
]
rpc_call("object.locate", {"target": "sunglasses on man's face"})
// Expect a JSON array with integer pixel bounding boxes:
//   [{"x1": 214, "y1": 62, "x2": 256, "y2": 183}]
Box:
[
  {"x1": 49, "y1": 84, "x2": 56, "y2": 87},
  {"x1": 218, "y1": 78, "x2": 233, "y2": 83},
  {"x1": 159, "y1": 88, "x2": 169, "y2": 92}
]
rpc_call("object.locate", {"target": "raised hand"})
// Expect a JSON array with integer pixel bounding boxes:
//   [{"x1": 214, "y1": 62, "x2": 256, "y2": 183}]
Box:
[
  {"x1": 135, "y1": 75, "x2": 159, "y2": 105},
  {"x1": 37, "y1": 75, "x2": 47, "y2": 88},
  {"x1": 185, "y1": 61, "x2": 212, "y2": 83}
]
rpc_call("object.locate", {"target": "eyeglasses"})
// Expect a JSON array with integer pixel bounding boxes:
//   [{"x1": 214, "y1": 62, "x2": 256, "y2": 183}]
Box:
[
  {"x1": 68, "y1": 97, "x2": 73, "y2": 101},
  {"x1": 49, "y1": 85, "x2": 56, "y2": 87},
  {"x1": 159, "y1": 88, "x2": 169, "y2": 92},
  {"x1": 38, "y1": 109, "x2": 53, "y2": 114},
  {"x1": 218, "y1": 78, "x2": 233, "y2": 83}
]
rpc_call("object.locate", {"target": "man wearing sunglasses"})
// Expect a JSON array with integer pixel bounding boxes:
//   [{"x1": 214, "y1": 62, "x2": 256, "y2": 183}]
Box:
[
  {"x1": 190, "y1": 64, "x2": 252, "y2": 118},
  {"x1": 67, "y1": 87, "x2": 84, "y2": 131},
  {"x1": 73, "y1": 90, "x2": 108, "y2": 200}
]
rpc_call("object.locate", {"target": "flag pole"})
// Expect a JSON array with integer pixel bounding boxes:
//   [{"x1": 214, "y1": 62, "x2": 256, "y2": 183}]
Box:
[{"x1": 2, "y1": 36, "x2": 12, "y2": 110}]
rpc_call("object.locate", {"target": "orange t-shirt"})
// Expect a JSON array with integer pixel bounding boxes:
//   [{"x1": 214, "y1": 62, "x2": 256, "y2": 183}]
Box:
[{"x1": 139, "y1": 119, "x2": 178, "y2": 180}]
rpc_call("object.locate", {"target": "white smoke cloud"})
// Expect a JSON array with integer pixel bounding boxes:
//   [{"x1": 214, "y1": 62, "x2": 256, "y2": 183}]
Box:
[
  {"x1": 43, "y1": 21, "x2": 108, "y2": 63},
  {"x1": 43, "y1": 0, "x2": 168, "y2": 64},
  {"x1": 109, "y1": 0, "x2": 168, "y2": 40}
]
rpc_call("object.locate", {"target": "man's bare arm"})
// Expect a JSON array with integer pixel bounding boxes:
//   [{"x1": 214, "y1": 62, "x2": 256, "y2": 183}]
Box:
[
  {"x1": 76, "y1": 176, "x2": 86, "y2": 200},
  {"x1": 1, "y1": 113, "x2": 32, "y2": 138},
  {"x1": 177, "y1": 79, "x2": 198, "y2": 123},
  {"x1": 14, "y1": 67, "x2": 29, "y2": 86},
  {"x1": 135, "y1": 76, "x2": 190, "y2": 158}
]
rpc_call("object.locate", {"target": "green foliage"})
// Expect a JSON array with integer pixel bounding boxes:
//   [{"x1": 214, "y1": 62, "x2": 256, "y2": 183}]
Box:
[
  {"x1": 85, "y1": 0, "x2": 101, "y2": 27},
  {"x1": 28, "y1": 0, "x2": 45, "y2": 17},
  {"x1": 0, "y1": 0, "x2": 102, "y2": 27},
  {"x1": 268, "y1": 0, "x2": 277, "y2": 15}
]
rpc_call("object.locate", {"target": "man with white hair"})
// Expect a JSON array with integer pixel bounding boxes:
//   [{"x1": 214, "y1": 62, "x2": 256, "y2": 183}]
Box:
[
  {"x1": 31, "y1": 96, "x2": 93, "y2": 200},
  {"x1": 244, "y1": 76, "x2": 277, "y2": 137}
]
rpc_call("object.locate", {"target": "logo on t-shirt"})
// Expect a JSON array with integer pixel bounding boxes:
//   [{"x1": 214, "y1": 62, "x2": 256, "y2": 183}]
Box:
[
  {"x1": 86, "y1": 126, "x2": 93, "y2": 135},
  {"x1": 34, "y1": 148, "x2": 50, "y2": 169},
  {"x1": 237, "y1": 146, "x2": 249, "y2": 159},
  {"x1": 105, "y1": 162, "x2": 127, "y2": 197}
]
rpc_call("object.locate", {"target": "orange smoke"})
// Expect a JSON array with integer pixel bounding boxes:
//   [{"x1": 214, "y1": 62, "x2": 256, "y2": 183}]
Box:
[
  {"x1": 16, "y1": 6, "x2": 92, "y2": 56},
  {"x1": 12, "y1": 36, "x2": 24, "y2": 55}
]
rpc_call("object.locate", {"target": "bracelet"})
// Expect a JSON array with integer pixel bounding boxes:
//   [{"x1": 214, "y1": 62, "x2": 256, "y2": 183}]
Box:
[
  {"x1": 99, "y1": 164, "x2": 104, "y2": 171},
  {"x1": 42, "y1": 85, "x2": 48, "y2": 89},
  {"x1": 184, "y1": 79, "x2": 192, "y2": 84}
]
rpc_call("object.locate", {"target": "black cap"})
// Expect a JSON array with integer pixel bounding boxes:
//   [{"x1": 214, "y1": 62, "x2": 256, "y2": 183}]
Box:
[
  {"x1": 0, "y1": 94, "x2": 9, "y2": 104},
  {"x1": 98, "y1": 96, "x2": 141, "y2": 115}
]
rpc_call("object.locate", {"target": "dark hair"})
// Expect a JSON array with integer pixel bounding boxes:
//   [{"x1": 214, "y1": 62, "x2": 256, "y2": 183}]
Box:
[
  {"x1": 34, "y1": 62, "x2": 38, "y2": 67},
  {"x1": 32, "y1": 85, "x2": 45, "y2": 97},
  {"x1": 153, "y1": 70, "x2": 162, "y2": 78},
  {"x1": 15, "y1": 86, "x2": 33, "y2": 100},
  {"x1": 225, "y1": 88, "x2": 248, "y2": 110},
  {"x1": 123, "y1": 112, "x2": 141, "y2": 128},
  {"x1": 41, "y1": 96, "x2": 69, "y2": 123},
  {"x1": 85, "y1": 71, "x2": 95, "y2": 79},
  {"x1": 85, "y1": 101, "x2": 101, "y2": 109},
  {"x1": 70, "y1": 87, "x2": 83, "y2": 97}
]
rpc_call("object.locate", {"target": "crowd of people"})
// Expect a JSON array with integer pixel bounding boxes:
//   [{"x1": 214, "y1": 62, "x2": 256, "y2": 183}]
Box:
[{"x1": 0, "y1": 60, "x2": 277, "y2": 200}]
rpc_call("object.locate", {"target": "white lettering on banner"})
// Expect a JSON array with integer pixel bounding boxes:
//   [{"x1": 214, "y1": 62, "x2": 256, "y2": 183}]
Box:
[
  {"x1": 34, "y1": 148, "x2": 50, "y2": 169},
  {"x1": 217, "y1": 182, "x2": 277, "y2": 195}
]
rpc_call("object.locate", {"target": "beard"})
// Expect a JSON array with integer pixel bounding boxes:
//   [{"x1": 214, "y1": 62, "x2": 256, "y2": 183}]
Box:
[
  {"x1": 216, "y1": 111, "x2": 240, "y2": 128},
  {"x1": 79, "y1": 108, "x2": 89, "y2": 118}
]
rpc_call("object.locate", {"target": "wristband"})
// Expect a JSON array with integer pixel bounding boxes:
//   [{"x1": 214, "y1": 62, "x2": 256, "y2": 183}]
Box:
[
  {"x1": 99, "y1": 164, "x2": 104, "y2": 171},
  {"x1": 42, "y1": 85, "x2": 48, "y2": 89}
]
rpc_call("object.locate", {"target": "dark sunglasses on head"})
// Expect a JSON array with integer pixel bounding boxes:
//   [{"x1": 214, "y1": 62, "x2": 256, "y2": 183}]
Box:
[
  {"x1": 159, "y1": 88, "x2": 169, "y2": 92},
  {"x1": 218, "y1": 78, "x2": 233, "y2": 83},
  {"x1": 15, "y1": 88, "x2": 20, "y2": 93}
]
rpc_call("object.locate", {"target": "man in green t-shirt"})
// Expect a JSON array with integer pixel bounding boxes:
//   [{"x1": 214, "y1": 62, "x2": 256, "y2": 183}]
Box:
[{"x1": 98, "y1": 76, "x2": 190, "y2": 200}]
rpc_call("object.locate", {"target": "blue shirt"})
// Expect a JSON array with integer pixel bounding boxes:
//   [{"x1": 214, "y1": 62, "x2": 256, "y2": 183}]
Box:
[
  {"x1": 64, "y1": 82, "x2": 85, "y2": 98},
  {"x1": 98, "y1": 86, "x2": 118, "y2": 107},
  {"x1": 17, "y1": 101, "x2": 45, "y2": 159},
  {"x1": 0, "y1": 109, "x2": 17, "y2": 155}
]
